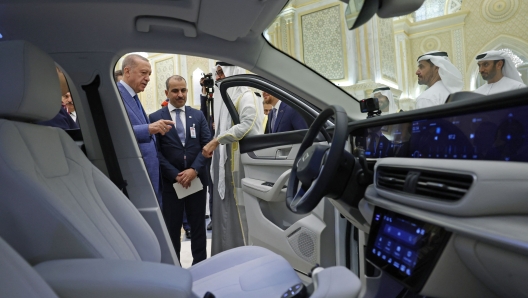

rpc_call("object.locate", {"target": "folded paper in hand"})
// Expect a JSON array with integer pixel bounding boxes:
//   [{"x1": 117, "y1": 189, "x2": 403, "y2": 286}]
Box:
[{"x1": 173, "y1": 179, "x2": 203, "y2": 199}]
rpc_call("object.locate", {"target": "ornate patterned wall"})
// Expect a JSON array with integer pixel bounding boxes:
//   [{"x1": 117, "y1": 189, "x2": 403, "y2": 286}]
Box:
[
  {"x1": 155, "y1": 57, "x2": 175, "y2": 106},
  {"x1": 300, "y1": 5, "x2": 346, "y2": 80},
  {"x1": 377, "y1": 17, "x2": 397, "y2": 83},
  {"x1": 463, "y1": 0, "x2": 526, "y2": 68},
  {"x1": 186, "y1": 55, "x2": 210, "y2": 104}
]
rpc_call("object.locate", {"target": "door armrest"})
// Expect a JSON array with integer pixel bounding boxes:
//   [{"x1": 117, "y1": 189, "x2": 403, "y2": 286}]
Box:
[{"x1": 242, "y1": 169, "x2": 291, "y2": 202}]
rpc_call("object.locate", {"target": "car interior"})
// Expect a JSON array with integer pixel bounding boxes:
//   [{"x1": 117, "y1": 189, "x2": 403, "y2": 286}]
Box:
[{"x1": 1, "y1": 0, "x2": 528, "y2": 297}]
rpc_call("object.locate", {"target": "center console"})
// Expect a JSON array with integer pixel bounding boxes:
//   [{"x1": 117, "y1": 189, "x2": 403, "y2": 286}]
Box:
[{"x1": 365, "y1": 207, "x2": 451, "y2": 292}]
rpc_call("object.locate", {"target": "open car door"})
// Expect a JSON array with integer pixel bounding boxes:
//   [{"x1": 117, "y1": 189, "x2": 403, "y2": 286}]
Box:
[{"x1": 214, "y1": 74, "x2": 345, "y2": 278}]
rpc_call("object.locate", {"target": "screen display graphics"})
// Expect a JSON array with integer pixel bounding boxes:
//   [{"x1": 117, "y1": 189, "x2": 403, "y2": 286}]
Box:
[
  {"x1": 354, "y1": 104, "x2": 528, "y2": 162},
  {"x1": 366, "y1": 207, "x2": 451, "y2": 292}
]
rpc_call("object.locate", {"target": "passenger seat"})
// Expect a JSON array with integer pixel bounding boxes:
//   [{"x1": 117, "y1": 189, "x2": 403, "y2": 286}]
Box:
[{"x1": 0, "y1": 40, "x2": 301, "y2": 298}]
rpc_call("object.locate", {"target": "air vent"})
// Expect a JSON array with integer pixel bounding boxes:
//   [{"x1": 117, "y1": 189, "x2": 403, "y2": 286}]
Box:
[
  {"x1": 377, "y1": 167, "x2": 408, "y2": 191},
  {"x1": 377, "y1": 167, "x2": 473, "y2": 201},
  {"x1": 415, "y1": 171, "x2": 473, "y2": 201}
]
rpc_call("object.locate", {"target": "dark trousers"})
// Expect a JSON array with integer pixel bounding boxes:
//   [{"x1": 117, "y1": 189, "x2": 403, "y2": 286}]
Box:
[
  {"x1": 162, "y1": 187, "x2": 207, "y2": 265},
  {"x1": 182, "y1": 210, "x2": 190, "y2": 230}
]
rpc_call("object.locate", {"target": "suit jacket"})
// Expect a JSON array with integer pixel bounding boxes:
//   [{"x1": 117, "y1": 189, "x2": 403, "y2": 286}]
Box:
[
  {"x1": 149, "y1": 106, "x2": 212, "y2": 193},
  {"x1": 267, "y1": 102, "x2": 308, "y2": 133},
  {"x1": 38, "y1": 106, "x2": 79, "y2": 130},
  {"x1": 117, "y1": 82, "x2": 160, "y2": 198}
]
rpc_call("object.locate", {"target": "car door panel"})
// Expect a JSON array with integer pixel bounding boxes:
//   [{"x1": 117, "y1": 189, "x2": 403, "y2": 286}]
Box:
[{"x1": 218, "y1": 75, "x2": 337, "y2": 275}]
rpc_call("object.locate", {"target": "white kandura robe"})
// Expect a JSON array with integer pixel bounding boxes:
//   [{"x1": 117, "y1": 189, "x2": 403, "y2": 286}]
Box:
[
  {"x1": 415, "y1": 81, "x2": 451, "y2": 109},
  {"x1": 474, "y1": 76, "x2": 526, "y2": 95}
]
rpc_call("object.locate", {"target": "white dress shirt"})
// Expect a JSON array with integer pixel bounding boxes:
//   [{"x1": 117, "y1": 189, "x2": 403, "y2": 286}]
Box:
[{"x1": 69, "y1": 111, "x2": 77, "y2": 123}]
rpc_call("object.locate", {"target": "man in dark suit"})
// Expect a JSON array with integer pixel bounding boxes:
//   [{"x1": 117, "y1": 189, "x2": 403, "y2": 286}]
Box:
[
  {"x1": 150, "y1": 75, "x2": 212, "y2": 265},
  {"x1": 38, "y1": 68, "x2": 78, "y2": 130},
  {"x1": 117, "y1": 54, "x2": 174, "y2": 205},
  {"x1": 263, "y1": 91, "x2": 308, "y2": 133}
]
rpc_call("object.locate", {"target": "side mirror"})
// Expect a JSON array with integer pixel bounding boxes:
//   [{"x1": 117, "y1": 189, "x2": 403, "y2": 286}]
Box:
[{"x1": 344, "y1": 0, "x2": 425, "y2": 30}]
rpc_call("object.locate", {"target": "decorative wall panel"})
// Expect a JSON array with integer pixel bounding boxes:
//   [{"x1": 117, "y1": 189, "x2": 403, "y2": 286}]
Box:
[
  {"x1": 451, "y1": 28, "x2": 465, "y2": 85},
  {"x1": 301, "y1": 5, "x2": 345, "y2": 80},
  {"x1": 155, "y1": 57, "x2": 175, "y2": 105},
  {"x1": 414, "y1": 0, "x2": 446, "y2": 21},
  {"x1": 142, "y1": 70, "x2": 157, "y2": 115},
  {"x1": 377, "y1": 17, "x2": 397, "y2": 82},
  {"x1": 281, "y1": 17, "x2": 290, "y2": 53}
]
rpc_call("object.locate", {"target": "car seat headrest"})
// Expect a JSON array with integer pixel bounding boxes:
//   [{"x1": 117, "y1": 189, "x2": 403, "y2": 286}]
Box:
[{"x1": 0, "y1": 40, "x2": 62, "y2": 122}]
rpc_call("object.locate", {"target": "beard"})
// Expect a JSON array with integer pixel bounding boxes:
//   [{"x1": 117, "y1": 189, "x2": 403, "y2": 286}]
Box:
[{"x1": 481, "y1": 68, "x2": 497, "y2": 81}]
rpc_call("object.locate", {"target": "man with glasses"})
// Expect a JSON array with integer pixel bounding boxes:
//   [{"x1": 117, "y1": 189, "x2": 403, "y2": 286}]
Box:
[{"x1": 117, "y1": 54, "x2": 174, "y2": 205}]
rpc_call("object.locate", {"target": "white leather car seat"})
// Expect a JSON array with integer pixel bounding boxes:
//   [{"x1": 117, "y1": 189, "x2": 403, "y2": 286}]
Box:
[
  {"x1": 0, "y1": 40, "x2": 301, "y2": 297},
  {"x1": 0, "y1": 237, "x2": 58, "y2": 298}
]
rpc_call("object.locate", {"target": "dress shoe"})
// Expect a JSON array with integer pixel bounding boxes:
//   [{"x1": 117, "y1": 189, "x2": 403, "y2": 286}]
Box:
[
  {"x1": 207, "y1": 221, "x2": 212, "y2": 231},
  {"x1": 185, "y1": 229, "x2": 191, "y2": 239}
]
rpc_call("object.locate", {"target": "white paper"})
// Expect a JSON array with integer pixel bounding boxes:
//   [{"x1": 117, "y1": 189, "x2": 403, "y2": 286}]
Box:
[{"x1": 173, "y1": 179, "x2": 203, "y2": 199}]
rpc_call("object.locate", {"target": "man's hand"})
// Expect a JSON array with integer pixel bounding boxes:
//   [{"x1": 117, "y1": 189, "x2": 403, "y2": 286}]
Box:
[
  {"x1": 177, "y1": 169, "x2": 197, "y2": 189},
  {"x1": 202, "y1": 138, "x2": 220, "y2": 158},
  {"x1": 149, "y1": 119, "x2": 175, "y2": 135}
]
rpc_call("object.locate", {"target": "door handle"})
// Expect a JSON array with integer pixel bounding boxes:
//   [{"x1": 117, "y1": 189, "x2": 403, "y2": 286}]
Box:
[{"x1": 275, "y1": 148, "x2": 291, "y2": 159}]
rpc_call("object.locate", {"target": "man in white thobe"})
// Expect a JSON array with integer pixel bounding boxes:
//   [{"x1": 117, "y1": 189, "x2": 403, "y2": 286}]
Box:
[
  {"x1": 415, "y1": 51, "x2": 463, "y2": 109},
  {"x1": 474, "y1": 50, "x2": 526, "y2": 95},
  {"x1": 372, "y1": 86, "x2": 400, "y2": 114},
  {"x1": 202, "y1": 62, "x2": 263, "y2": 254}
]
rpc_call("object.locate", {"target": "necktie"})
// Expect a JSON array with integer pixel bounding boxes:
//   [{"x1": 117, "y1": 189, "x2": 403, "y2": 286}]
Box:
[
  {"x1": 271, "y1": 108, "x2": 277, "y2": 133},
  {"x1": 175, "y1": 109, "x2": 185, "y2": 145},
  {"x1": 133, "y1": 95, "x2": 148, "y2": 123}
]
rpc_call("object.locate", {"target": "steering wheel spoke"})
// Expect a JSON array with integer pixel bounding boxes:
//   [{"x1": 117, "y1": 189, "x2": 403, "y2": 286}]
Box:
[{"x1": 286, "y1": 105, "x2": 349, "y2": 214}]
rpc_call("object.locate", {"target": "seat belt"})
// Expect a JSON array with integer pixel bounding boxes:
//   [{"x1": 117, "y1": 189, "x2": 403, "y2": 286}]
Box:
[{"x1": 82, "y1": 75, "x2": 129, "y2": 198}]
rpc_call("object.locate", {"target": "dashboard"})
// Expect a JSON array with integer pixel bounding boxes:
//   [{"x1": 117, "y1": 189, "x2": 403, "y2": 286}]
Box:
[
  {"x1": 353, "y1": 103, "x2": 528, "y2": 162},
  {"x1": 332, "y1": 88, "x2": 528, "y2": 298}
]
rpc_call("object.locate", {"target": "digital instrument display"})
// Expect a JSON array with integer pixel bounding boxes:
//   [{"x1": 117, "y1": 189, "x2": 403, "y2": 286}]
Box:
[
  {"x1": 366, "y1": 207, "x2": 451, "y2": 292},
  {"x1": 354, "y1": 104, "x2": 528, "y2": 161}
]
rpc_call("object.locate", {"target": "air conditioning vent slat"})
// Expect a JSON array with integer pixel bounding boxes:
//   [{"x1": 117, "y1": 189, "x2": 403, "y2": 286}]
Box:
[
  {"x1": 376, "y1": 168, "x2": 408, "y2": 191},
  {"x1": 376, "y1": 166, "x2": 473, "y2": 201}
]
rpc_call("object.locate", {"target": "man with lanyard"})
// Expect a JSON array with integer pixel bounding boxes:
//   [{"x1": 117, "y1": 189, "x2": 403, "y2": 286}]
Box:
[
  {"x1": 474, "y1": 50, "x2": 526, "y2": 95},
  {"x1": 415, "y1": 51, "x2": 463, "y2": 109},
  {"x1": 202, "y1": 62, "x2": 263, "y2": 255}
]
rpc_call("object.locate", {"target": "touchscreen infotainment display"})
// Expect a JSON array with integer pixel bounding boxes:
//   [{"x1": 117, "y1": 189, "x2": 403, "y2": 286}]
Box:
[
  {"x1": 354, "y1": 104, "x2": 528, "y2": 162},
  {"x1": 366, "y1": 207, "x2": 451, "y2": 292}
]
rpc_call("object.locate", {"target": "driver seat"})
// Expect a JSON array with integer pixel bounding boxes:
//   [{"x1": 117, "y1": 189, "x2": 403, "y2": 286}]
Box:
[{"x1": 0, "y1": 40, "x2": 301, "y2": 297}]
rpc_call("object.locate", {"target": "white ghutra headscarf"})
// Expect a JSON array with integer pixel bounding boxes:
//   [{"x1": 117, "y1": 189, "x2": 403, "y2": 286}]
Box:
[
  {"x1": 371, "y1": 86, "x2": 399, "y2": 114},
  {"x1": 418, "y1": 51, "x2": 463, "y2": 93},
  {"x1": 476, "y1": 50, "x2": 523, "y2": 83}
]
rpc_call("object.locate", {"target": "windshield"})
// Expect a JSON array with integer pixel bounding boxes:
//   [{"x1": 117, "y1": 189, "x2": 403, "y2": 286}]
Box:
[{"x1": 264, "y1": 0, "x2": 528, "y2": 112}]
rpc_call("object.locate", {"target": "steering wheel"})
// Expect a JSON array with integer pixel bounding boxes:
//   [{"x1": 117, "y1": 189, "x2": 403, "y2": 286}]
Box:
[{"x1": 286, "y1": 105, "x2": 349, "y2": 214}]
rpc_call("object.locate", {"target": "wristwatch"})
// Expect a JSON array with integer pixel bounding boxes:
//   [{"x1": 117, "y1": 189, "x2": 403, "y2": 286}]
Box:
[{"x1": 191, "y1": 168, "x2": 198, "y2": 175}]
